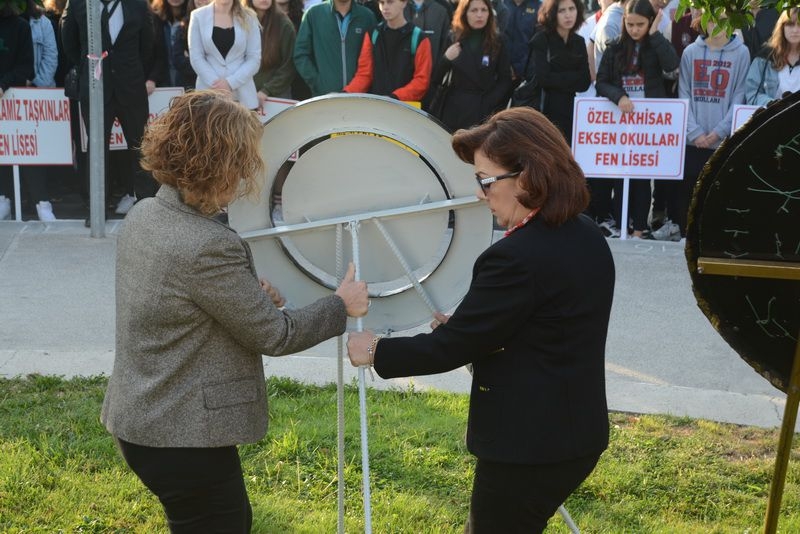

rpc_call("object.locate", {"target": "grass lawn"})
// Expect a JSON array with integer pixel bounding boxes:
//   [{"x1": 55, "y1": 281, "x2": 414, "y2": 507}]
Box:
[{"x1": 0, "y1": 374, "x2": 798, "y2": 533}]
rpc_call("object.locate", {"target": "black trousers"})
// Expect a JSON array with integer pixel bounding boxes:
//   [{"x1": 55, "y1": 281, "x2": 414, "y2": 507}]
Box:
[
  {"x1": 466, "y1": 454, "x2": 601, "y2": 534},
  {"x1": 675, "y1": 145, "x2": 714, "y2": 238},
  {"x1": 117, "y1": 439, "x2": 252, "y2": 533}
]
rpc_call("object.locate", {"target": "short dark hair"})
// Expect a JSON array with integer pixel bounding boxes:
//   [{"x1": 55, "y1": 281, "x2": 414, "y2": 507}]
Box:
[
  {"x1": 537, "y1": 0, "x2": 584, "y2": 34},
  {"x1": 451, "y1": 108, "x2": 589, "y2": 226}
]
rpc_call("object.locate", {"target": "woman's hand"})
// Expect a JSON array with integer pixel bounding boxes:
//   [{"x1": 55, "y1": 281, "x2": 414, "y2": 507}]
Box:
[
  {"x1": 257, "y1": 90, "x2": 269, "y2": 111},
  {"x1": 347, "y1": 330, "x2": 376, "y2": 367},
  {"x1": 650, "y1": 9, "x2": 663, "y2": 34},
  {"x1": 618, "y1": 95, "x2": 634, "y2": 113},
  {"x1": 335, "y1": 262, "x2": 369, "y2": 317},
  {"x1": 444, "y1": 42, "x2": 462, "y2": 61},
  {"x1": 693, "y1": 133, "x2": 710, "y2": 149},
  {"x1": 260, "y1": 278, "x2": 285, "y2": 307},
  {"x1": 430, "y1": 312, "x2": 450, "y2": 330},
  {"x1": 146, "y1": 80, "x2": 156, "y2": 95},
  {"x1": 211, "y1": 78, "x2": 233, "y2": 94}
]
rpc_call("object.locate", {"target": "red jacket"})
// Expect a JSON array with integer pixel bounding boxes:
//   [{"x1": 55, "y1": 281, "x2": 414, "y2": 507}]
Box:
[{"x1": 344, "y1": 27, "x2": 433, "y2": 102}]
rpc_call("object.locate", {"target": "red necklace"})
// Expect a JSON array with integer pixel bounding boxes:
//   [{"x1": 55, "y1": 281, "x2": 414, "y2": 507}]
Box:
[{"x1": 504, "y1": 209, "x2": 539, "y2": 237}]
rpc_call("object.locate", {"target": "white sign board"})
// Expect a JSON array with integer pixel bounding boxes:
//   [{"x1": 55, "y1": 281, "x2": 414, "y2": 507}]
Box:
[
  {"x1": 571, "y1": 97, "x2": 688, "y2": 180},
  {"x1": 731, "y1": 105, "x2": 760, "y2": 135},
  {"x1": 0, "y1": 88, "x2": 72, "y2": 165},
  {"x1": 80, "y1": 87, "x2": 184, "y2": 151}
]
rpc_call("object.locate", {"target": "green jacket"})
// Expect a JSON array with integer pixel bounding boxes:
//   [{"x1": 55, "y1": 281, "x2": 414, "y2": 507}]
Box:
[
  {"x1": 293, "y1": 1, "x2": 376, "y2": 96},
  {"x1": 253, "y1": 14, "x2": 296, "y2": 98}
]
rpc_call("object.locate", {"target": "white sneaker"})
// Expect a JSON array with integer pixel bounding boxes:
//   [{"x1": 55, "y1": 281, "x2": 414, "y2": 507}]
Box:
[
  {"x1": 651, "y1": 220, "x2": 681, "y2": 241},
  {"x1": 36, "y1": 201, "x2": 57, "y2": 221},
  {"x1": 0, "y1": 196, "x2": 10, "y2": 220},
  {"x1": 115, "y1": 194, "x2": 136, "y2": 215}
]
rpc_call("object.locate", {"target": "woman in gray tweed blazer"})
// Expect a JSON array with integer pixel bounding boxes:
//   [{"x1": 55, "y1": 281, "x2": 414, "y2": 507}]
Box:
[{"x1": 101, "y1": 91, "x2": 368, "y2": 533}]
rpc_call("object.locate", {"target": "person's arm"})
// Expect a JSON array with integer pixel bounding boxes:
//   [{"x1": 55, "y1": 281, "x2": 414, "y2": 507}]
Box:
[
  {"x1": 744, "y1": 56, "x2": 774, "y2": 107},
  {"x1": 139, "y1": 1, "x2": 156, "y2": 80},
  {"x1": 0, "y1": 21, "x2": 34, "y2": 92},
  {"x1": 33, "y1": 18, "x2": 59, "y2": 87},
  {"x1": 678, "y1": 50, "x2": 703, "y2": 144},
  {"x1": 712, "y1": 47, "x2": 750, "y2": 141},
  {"x1": 226, "y1": 16, "x2": 262, "y2": 90},
  {"x1": 292, "y1": 10, "x2": 319, "y2": 93},
  {"x1": 147, "y1": 15, "x2": 167, "y2": 90},
  {"x1": 371, "y1": 245, "x2": 535, "y2": 378},
  {"x1": 594, "y1": 43, "x2": 626, "y2": 105},
  {"x1": 650, "y1": 31, "x2": 679, "y2": 78},
  {"x1": 392, "y1": 36, "x2": 432, "y2": 101},
  {"x1": 262, "y1": 18, "x2": 297, "y2": 96},
  {"x1": 188, "y1": 10, "x2": 220, "y2": 87},
  {"x1": 572, "y1": 35, "x2": 591, "y2": 93},
  {"x1": 188, "y1": 235, "x2": 352, "y2": 356},
  {"x1": 485, "y1": 41, "x2": 513, "y2": 111},
  {"x1": 172, "y1": 23, "x2": 195, "y2": 86},
  {"x1": 587, "y1": 38, "x2": 597, "y2": 82},
  {"x1": 60, "y1": 0, "x2": 82, "y2": 67},
  {"x1": 343, "y1": 33, "x2": 373, "y2": 93}
]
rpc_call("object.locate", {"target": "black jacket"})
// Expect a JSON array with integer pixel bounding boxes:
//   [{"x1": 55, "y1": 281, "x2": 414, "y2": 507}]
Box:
[
  {"x1": 375, "y1": 214, "x2": 615, "y2": 465},
  {"x1": 530, "y1": 29, "x2": 590, "y2": 141},
  {"x1": 433, "y1": 32, "x2": 512, "y2": 131},
  {"x1": 595, "y1": 31, "x2": 679, "y2": 104},
  {"x1": 0, "y1": 15, "x2": 34, "y2": 91}
]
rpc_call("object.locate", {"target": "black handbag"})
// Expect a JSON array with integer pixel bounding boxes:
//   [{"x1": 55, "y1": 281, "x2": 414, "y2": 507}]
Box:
[
  {"x1": 64, "y1": 66, "x2": 79, "y2": 100},
  {"x1": 427, "y1": 69, "x2": 453, "y2": 120}
]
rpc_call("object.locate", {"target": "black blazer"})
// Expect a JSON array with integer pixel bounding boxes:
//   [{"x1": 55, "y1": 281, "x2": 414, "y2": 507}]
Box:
[
  {"x1": 375, "y1": 214, "x2": 615, "y2": 465},
  {"x1": 60, "y1": 0, "x2": 154, "y2": 106}
]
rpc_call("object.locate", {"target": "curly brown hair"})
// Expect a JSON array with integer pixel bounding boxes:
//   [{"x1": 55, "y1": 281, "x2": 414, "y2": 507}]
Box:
[
  {"x1": 140, "y1": 91, "x2": 265, "y2": 215},
  {"x1": 451, "y1": 107, "x2": 589, "y2": 226}
]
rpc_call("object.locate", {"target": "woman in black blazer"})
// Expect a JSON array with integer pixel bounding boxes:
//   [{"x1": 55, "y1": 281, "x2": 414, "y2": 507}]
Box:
[{"x1": 348, "y1": 107, "x2": 615, "y2": 533}]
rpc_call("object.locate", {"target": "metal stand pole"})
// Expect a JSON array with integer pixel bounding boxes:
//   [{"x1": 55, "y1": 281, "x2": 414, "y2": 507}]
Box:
[
  {"x1": 86, "y1": 0, "x2": 106, "y2": 237},
  {"x1": 335, "y1": 223, "x2": 346, "y2": 534},
  {"x1": 373, "y1": 218, "x2": 438, "y2": 315},
  {"x1": 12, "y1": 165, "x2": 21, "y2": 222},
  {"x1": 763, "y1": 334, "x2": 800, "y2": 534},
  {"x1": 348, "y1": 221, "x2": 372, "y2": 533}
]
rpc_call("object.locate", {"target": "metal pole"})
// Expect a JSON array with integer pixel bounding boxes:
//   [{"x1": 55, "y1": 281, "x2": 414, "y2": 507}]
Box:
[
  {"x1": 348, "y1": 221, "x2": 372, "y2": 533},
  {"x1": 619, "y1": 177, "x2": 629, "y2": 241},
  {"x1": 12, "y1": 165, "x2": 21, "y2": 222},
  {"x1": 335, "y1": 223, "x2": 346, "y2": 534},
  {"x1": 86, "y1": 0, "x2": 106, "y2": 237},
  {"x1": 373, "y1": 218, "x2": 438, "y2": 315},
  {"x1": 763, "y1": 333, "x2": 800, "y2": 534}
]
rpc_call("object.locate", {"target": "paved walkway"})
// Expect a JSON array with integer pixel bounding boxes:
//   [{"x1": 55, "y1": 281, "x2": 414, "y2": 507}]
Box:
[{"x1": 0, "y1": 220, "x2": 795, "y2": 430}]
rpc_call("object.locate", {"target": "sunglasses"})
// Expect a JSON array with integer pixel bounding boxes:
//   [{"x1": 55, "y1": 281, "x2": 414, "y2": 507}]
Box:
[{"x1": 474, "y1": 170, "x2": 521, "y2": 194}]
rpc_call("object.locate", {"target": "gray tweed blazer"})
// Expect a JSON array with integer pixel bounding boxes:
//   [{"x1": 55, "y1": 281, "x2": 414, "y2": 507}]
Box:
[{"x1": 101, "y1": 185, "x2": 347, "y2": 447}]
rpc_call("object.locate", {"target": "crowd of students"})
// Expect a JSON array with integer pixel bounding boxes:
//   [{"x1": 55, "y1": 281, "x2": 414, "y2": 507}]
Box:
[{"x1": 1, "y1": 0, "x2": 799, "y2": 232}]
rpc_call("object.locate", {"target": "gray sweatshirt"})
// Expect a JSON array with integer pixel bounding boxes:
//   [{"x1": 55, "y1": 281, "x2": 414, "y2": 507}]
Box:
[{"x1": 678, "y1": 34, "x2": 750, "y2": 148}]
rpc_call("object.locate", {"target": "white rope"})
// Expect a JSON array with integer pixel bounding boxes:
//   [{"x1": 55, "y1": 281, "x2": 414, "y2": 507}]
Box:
[
  {"x1": 335, "y1": 223, "x2": 346, "y2": 534},
  {"x1": 373, "y1": 218, "x2": 438, "y2": 315},
  {"x1": 348, "y1": 220, "x2": 373, "y2": 533}
]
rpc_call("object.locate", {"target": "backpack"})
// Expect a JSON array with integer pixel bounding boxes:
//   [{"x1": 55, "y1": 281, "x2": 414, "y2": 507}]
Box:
[{"x1": 372, "y1": 25, "x2": 423, "y2": 56}]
